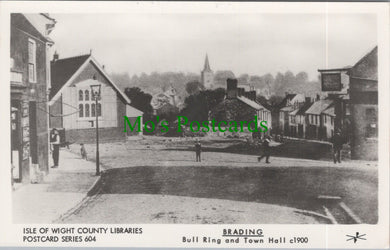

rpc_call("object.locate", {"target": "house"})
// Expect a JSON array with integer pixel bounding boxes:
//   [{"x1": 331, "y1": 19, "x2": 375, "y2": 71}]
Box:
[
  {"x1": 348, "y1": 46, "x2": 378, "y2": 160},
  {"x1": 305, "y1": 99, "x2": 334, "y2": 140},
  {"x1": 211, "y1": 78, "x2": 272, "y2": 135},
  {"x1": 286, "y1": 97, "x2": 313, "y2": 138},
  {"x1": 49, "y1": 53, "x2": 143, "y2": 143},
  {"x1": 317, "y1": 46, "x2": 378, "y2": 160},
  {"x1": 294, "y1": 99, "x2": 313, "y2": 138},
  {"x1": 321, "y1": 104, "x2": 336, "y2": 140},
  {"x1": 10, "y1": 13, "x2": 56, "y2": 183},
  {"x1": 277, "y1": 93, "x2": 305, "y2": 136}
]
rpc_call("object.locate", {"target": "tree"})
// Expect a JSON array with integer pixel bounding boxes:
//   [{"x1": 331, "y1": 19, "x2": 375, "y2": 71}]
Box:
[
  {"x1": 185, "y1": 80, "x2": 205, "y2": 95},
  {"x1": 214, "y1": 70, "x2": 235, "y2": 86},
  {"x1": 124, "y1": 87, "x2": 153, "y2": 114},
  {"x1": 268, "y1": 95, "x2": 284, "y2": 108},
  {"x1": 181, "y1": 88, "x2": 226, "y2": 122},
  {"x1": 238, "y1": 74, "x2": 249, "y2": 84},
  {"x1": 110, "y1": 72, "x2": 132, "y2": 91}
]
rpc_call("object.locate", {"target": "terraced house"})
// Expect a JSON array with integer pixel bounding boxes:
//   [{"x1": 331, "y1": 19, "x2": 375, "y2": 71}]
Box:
[{"x1": 10, "y1": 13, "x2": 56, "y2": 182}]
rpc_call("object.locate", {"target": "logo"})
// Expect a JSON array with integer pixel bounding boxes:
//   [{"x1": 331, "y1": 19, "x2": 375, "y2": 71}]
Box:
[{"x1": 346, "y1": 232, "x2": 366, "y2": 243}]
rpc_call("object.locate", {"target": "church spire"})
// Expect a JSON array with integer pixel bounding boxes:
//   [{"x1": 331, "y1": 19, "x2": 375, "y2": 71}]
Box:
[{"x1": 203, "y1": 54, "x2": 211, "y2": 71}]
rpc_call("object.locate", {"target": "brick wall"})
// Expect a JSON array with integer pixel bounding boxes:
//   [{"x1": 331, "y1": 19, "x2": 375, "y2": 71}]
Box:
[{"x1": 350, "y1": 104, "x2": 378, "y2": 160}]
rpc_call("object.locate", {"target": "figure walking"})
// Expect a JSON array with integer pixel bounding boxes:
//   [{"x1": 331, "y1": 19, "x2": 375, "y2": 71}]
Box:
[
  {"x1": 50, "y1": 128, "x2": 61, "y2": 168},
  {"x1": 80, "y1": 143, "x2": 88, "y2": 160},
  {"x1": 331, "y1": 130, "x2": 344, "y2": 164},
  {"x1": 195, "y1": 139, "x2": 202, "y2": 162},
  {"x1": 258, "y1": 135, "x2": 271, "y2": 164}
]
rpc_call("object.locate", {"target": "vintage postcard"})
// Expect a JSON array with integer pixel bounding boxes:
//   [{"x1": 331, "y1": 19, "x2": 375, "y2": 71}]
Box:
[{"x1": 0, "y1": 1, "x2": 388, "y2": 249}]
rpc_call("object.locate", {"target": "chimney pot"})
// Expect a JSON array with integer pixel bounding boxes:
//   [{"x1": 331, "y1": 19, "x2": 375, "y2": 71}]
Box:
[{"x1": 53, "y1": 51, "x2": 59, "y2": 61}]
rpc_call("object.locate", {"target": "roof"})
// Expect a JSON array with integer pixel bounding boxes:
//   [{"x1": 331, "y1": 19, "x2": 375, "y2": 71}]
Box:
[
  {"x1": 322, "y1": 106, "x2": 335, "y2": 117},
  {"x1": 289, "y1": 108, "x2": 300, "y2": 116},
  {"x1": 23, "y1": 14, "x2": 56, "y2": 44},
  {"x1": 349, "y1": 46, "x2": 378, "y2": 80},
  {"x1": 203, "y1": 54, "x2": 211, "y2": 71},
  {"x1": 50, "y1": 54, "x2": 90, "y2": 99},
  {"x1": 49, "y1": 54, "x2": 131, "y2": 105},
  {"x1": 237, "y1": 96, "x2": 269, "y2": 111},
  {"x1": 317, "y1": 66, "x2": 352, "y2": 73},
  {"x1": 305, "y1": 99, "x2": 333, "y2": 115},
  {"x1": 280, "y1": 105, "x2": 295, "y2": 112},
  {"x1": 277, "y1": 94, "x2": 296, "y2": 108},
  {"x1": 296, "y1": 101, "x2": 314, "y2": 116}
]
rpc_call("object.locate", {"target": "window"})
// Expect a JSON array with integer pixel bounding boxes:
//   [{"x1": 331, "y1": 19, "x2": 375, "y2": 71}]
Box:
[
  {"x1": 79, "y1": 104, "x2": 83, "y2": 117},
  {"x1": 97, "y1": 103, "x2": 102, "y2": 116},
  {"x1": 78, "y1": 88, "x2": 102, "y2": 118},
  {"x1": 324, "y1": 115, "x2": 327, "y2": 124},
  {"x1": 91, "y1": 103, "x2": 96, "y2": 117},
  {"x1": 316, "y1": 115, "x2": 318, "y2": 125},
  {"x1": 85, "y1": 104, "x2": 90, "y2": 117},
  {"x1": 366, "y1": 108, "x2": 377, "y2": 138},
  {"x1": 28, "y1": 39, "x2": 36, "y2": 83}
]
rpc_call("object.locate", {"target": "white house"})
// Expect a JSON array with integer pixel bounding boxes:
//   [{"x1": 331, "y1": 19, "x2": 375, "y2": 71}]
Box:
[{"x1": 49, "y1": 53, "x2": 143, "y2": 143}]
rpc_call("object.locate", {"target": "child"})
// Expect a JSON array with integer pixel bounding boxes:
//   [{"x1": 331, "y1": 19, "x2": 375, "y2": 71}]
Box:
[
  {"x1": 195, "y1": 139, "x2": 202, "y2": 162},
  {"x1": 80, "y1": 143, "x2": 88, "y2": 160}
]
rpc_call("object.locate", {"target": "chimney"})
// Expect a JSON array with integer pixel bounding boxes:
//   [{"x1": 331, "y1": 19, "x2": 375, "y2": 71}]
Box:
[
  {"x1": 53, "y1": 51, "x2": 59, "y2": 62},
  {"x1": 305, "y1": 97, "x2": 311, "y2": 103},
  {"x1": 316, "y1": 94, "x2": 320, "y2": 101},
  {"x1": 102, "y1": 65, "x2": 105, "y2": 70},
  {"x1": 226, "y1": 78, "x2": 238, "y2": 99},
  {"x1": 248, "y1": 90, "x2": 256, "y2": 101},
  {"x1": 238, "y1": 88, "x2": 245, "y2": 97}
]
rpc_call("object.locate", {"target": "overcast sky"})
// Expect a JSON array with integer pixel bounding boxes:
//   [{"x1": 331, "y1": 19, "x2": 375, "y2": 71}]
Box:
[{"x1": 49, "y1": 13, "x2": 377, "y2": 81}]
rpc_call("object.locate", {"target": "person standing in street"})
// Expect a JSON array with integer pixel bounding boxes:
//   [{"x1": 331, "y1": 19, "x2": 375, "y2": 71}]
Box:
[
  {"x1": 195, "y1": 139, "x2": 202, "y2": 162},
  {"x1": 331, "y1": 130, "x2": 344, "y2": 164},
  {"x1": 258, "y1": 135, "x2": 271, "y2": 164},
  {"x1": 50, "y1": 128, "x2": 61, "y2": 168}
]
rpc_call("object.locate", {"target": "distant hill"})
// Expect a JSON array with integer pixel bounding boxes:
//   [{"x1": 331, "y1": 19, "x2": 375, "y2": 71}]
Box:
[{"x1": 110, "y1": 70, "x2": 321, "y2": 101}]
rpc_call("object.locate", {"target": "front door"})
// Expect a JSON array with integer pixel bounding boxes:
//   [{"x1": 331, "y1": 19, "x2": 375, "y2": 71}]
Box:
[{"x1": 11, "y1": 101, "x2": 21, "y2": 182}]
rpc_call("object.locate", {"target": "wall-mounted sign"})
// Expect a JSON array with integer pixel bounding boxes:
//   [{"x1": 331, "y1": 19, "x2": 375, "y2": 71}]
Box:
[{"x1": 321, "y1": 73, "x2": 342, "y2": 91}]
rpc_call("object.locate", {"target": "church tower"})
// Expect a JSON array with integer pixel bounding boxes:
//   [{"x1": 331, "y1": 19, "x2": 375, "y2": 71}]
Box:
[{"x1": 201, "y1": 54, "x2": 214, "y2": 88}]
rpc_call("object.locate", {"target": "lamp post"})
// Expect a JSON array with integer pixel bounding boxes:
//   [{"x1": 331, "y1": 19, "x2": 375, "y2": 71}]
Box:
[{"x1": 91, "y1": 83, "x2": 101, "y2": 176}]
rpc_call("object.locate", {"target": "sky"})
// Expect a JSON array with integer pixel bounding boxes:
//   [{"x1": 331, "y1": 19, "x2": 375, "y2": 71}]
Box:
[{"x1": 49, "y1": 13, "x2": 377, "y2": 81}]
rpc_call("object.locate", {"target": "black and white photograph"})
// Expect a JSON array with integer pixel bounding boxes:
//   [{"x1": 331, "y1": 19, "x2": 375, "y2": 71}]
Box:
[{"x1": 1, "y1": 1, "x2": 389, "y2": 249}]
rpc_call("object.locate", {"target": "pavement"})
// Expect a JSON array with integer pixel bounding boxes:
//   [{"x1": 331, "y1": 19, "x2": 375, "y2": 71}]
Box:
[{"x1": 12, "y1": 149, "x2": 100, "y2": 224}]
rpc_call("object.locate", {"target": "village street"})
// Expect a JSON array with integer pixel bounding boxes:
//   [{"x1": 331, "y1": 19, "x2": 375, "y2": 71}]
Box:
[{"x1": 57, "y1": 136, "x2": 378, "y2": 224}]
